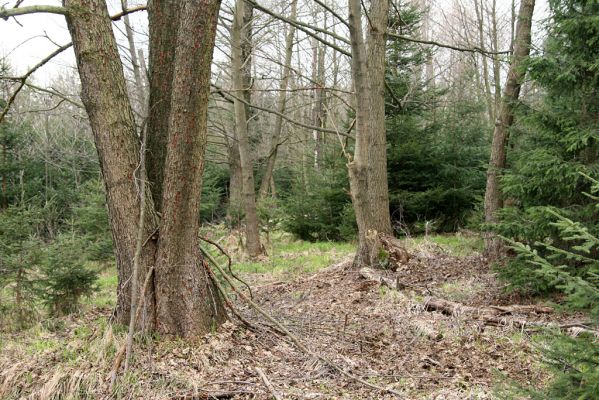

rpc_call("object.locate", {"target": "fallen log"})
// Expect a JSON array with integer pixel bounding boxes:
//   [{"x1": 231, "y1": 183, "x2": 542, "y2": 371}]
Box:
[{"x1": 423, "y1": 297, "x2": 598, "y2": 337}]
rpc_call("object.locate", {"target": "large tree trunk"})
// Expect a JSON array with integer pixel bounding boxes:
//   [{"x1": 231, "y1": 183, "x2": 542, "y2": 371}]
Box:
[
  {"x1": 366, "y1": 0, "x2": 392, "y2": 235},
  {"x1": 153, "y1": 0, "x2": 226, "y2": 336},
  {"x1": 259, "y1": 0, "x2": 297, "y2": 199},
  {"x1": 347, "y1": 0, "x2": 375, "y2": 267},
  {"x1": 64, "y1": 0, "x2": 159, "y2": 329},
  {"x1": 231, "y1": 0, "x2": 262, "y2": 257},
  {"x1": 65, "y1": 0, "x2": 225, "y2": 337},
  {"x1": 145, "y1": 0, "x2": 181, "y2": 213},
  {"x1": 484, "y1": 0, "x2": 535, "y2": 258}
]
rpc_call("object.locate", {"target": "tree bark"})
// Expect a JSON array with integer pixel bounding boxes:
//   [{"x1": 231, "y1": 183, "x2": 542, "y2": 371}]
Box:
[
  {"x1": 145, "y1": 0, "x2": 181, "y2": 213},
  {"x1": 226, "y1": 128, "x2": 243, "y2": 224},
  {"x1": 153, "y1": 0, "x2": 226, "y2": 336},
  {"x1": 484, "y1": 0, "x2": 535, "y2": 258},
  {"x1": 258, "y1": 0, "x2": 297, "y2": 199},
  {"x1": 347, "y1": 0, "x2": 375, "y2": 267},
  {"x1": 231, "y1": 0, "x2": 262, "y2": 257},
  {"x1": 64, "y1": 0, "x2": 225, "y2": 337},
  {"x1": 366, "y1": 0, "x2": 392, "y2": 235}
]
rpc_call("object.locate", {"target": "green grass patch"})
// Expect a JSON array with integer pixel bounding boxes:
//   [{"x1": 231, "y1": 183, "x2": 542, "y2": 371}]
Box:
[
  {"x1": 234, "y1": 239, "x2": 353, "y2": 276},
  {"x1": 407, "y1": 234, "x2": 483, "y2": 256}
]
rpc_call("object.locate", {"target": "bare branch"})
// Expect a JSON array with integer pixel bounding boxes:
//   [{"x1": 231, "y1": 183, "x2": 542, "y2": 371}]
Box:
[
  {"x1": 211, "y1": 83, "x2": 354, "y2": 138},
  {"x1": 0, "y1": 43, "x2": 72, "y2": 123},
  {"x1": 0, "y1": 5, "x2": 67, "y2": 19},
  {"x1": 387, "y1": 32, "x2": 511, "y2": 56}
]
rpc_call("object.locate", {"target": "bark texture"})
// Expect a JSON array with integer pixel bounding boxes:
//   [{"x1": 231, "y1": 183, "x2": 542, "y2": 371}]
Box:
[
  {"x1": 347, "y1": 0, "x2": 374, "y2": 267},
  {"x1": 64, "y1": 0, "x2": 159, "y2": 328},
  {"x1": 231, "y1": 0, "x2": 263, "y2": 257},
  {"x1": 366, "y1": 0, "x2": 392, "y2": 235},
  {"x1": 484, "y1": 0, "x2": 535, "y2": 258},
  {"x1": 146, "y1": 0, "x2": 181, "y2": 212},
  {"x1": 65, "y1": 0, "x2": 225, "y2": 337},
  {"x1": 153, "y1": 0, "x2": 226, "y2": 336}
]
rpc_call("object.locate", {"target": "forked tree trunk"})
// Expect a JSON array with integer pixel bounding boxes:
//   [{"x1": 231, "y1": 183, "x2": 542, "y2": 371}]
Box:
[
  {"x1": 64, "y1": 0, "x2": 225, "y2": 337},
  {"x1": 231, "y1": 0, "x2": 262, "y2": 257},
  {"x1": 347, "y1": 0, "x2": 375, "y2": 267},
  {"x1": 259, "y1": 0, "x2": 297, "y2": 199},
  {"x1": 366, "y1": 0, "x2": 392, "y2": 235},
  {"x1": 484, "y1": 0, "x2": 535, "y2": 258}
]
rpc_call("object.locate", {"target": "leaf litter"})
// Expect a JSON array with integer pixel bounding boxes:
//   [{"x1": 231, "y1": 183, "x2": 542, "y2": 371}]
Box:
[{"x1": 1, "y1": 240, "x2": 582, "y2": 399}]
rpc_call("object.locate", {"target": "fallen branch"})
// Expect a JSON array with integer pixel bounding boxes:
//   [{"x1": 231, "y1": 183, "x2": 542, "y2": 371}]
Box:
[
  {"x1": 255, "y1": 367, "x2": 282, "y2": 400},
  {"x1": 423, "y1": 297, "x2": 598, "y2": 337},
  {"x1": 200, "y1": 246, "x2": 403, "y2": 397}
]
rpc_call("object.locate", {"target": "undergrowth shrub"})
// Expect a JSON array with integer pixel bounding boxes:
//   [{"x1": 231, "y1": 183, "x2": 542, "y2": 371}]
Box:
[
  {"x1": 497, "y1": 174, "x2": 598, "y2": 399},
  {"x1": 41, "y1": 234, "x2": 98, "y2": 316}
]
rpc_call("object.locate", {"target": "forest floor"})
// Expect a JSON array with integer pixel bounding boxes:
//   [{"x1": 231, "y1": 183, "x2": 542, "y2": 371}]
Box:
[{"x1": 0, "y1": 231, "x2": 583, "y2": 399}]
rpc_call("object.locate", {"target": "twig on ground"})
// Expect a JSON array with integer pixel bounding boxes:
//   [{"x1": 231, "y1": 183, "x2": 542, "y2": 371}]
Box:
[{"x1": 255, "y1": 367, "x2": 283, "y2": 400}]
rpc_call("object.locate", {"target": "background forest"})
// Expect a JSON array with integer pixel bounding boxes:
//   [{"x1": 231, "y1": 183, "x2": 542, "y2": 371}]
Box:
[{"x1": 0, "y1": 0, "x2": 597, "y2": 398}]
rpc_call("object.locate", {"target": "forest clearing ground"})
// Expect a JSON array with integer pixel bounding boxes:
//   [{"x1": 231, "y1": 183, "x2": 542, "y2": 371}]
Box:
[{"x1": 0, "y1": 232, "x2": 577, "y2": 399}]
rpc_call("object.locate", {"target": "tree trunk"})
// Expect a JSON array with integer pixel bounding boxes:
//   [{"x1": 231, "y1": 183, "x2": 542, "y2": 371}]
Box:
[
  {"x1": 64, "y1": 0, "x2": 159, "y2": 329},
  {"x1": 348, "y1": 0, "x2": 375, "y2": 267},
  {"x1": 145, "y1": 0, "x2": 181, "y2": 213},
  {"x1": 484, "y1": 0, "x2": 535, "y2": 258},
  {"x1": 259, "y1": 0, "x2": 297, "y2": 199},
  {"x1": 153, "y1": 0, "x2": 226, "y2": 336},
  {"x1": 366, "y1": 0, "x2": 392, "y2": 235},
  {"x1": 64, "y1": 0, "x2": 225, "y2": 337},
  {"x1": 226, "y1": 130, "x2": 243, "y2": 225},
  {"x1": 231, "y1": 0, "x2": 262, "y2": 257}
]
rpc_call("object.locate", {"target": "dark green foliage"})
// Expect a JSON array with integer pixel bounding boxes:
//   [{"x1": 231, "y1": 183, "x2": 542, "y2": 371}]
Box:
[
  {"x1": 72, "y1": 179, "x2": 113, "y2": 262},
  {"x1": 496, "y1": 2, "x2": 599, "y2": 398},
  {"x1": 496, "y1": 0, "x2": 599, "y2": 296},
  {"x1": 41, "y1": 234, "x2": 98, "y2": 316},
  {"x1": 385, "y1": 13, "x2": 489, "y2": 234},
  {"x1": 499, "y1": 332, "x2": 599, "y2": 400},
  {"x1": 201, "y1": 162, "x2": 229, "y2": 222},
  {"x1": 387, "y1": 104, "x2": 489, "y2": 233},
  {"x1": 0, "y1": 204, "x2": 44, "y2": 328},
  {"x1": 0, "y1": 89, "x2": 103, "y2": 327},
  {"x1": 282, "y1": 153, "x2": 355, "y2": 241}
]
